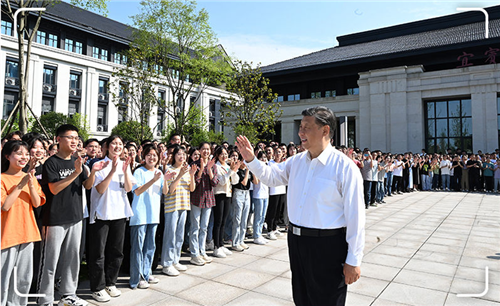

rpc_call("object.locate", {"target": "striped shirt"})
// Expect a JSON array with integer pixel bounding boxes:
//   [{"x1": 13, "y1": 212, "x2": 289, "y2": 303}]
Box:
[{"x1": 164, "y1": 165, "x2": 191, "y2": 213}]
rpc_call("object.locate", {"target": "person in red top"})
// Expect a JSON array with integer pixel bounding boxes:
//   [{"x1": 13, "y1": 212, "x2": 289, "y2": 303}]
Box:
[
  {"x1": 188, "y1": 142, "x2": 218, "y2": 266},
  {"x1": 1, "y1": 140, "x2": 46, "y2": 306}
]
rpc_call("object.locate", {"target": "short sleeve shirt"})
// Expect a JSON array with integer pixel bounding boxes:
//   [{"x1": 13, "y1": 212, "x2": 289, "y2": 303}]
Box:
[
  {"x1": 41, "y1": 155, "x2": 88, "y2": 226},
  {"x1": 130, "y1": 166, "x2": 164, "y2": 226}
]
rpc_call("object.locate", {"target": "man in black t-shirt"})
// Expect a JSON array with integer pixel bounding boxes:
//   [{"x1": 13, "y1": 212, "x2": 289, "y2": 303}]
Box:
[
  {"x1": 36, "y1": 125, "x2": 107, "y2": 306},
  {"x1": 467, "y1": 155, "x2": 481, "y2": 192}
]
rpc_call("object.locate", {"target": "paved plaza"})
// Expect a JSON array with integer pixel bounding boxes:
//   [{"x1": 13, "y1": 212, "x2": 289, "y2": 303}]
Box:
[{"x1": 71, "y1": 191, "x2": 499, "y2": 306}]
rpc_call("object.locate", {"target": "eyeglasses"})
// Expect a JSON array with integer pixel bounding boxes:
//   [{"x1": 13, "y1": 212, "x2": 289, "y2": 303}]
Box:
[{"x1": 60, "y1": 136, "x2": 79, "y2": 141}]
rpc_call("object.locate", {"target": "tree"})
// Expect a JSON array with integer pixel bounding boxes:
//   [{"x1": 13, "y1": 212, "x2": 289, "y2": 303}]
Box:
[
  {"x1": 220, "y1": 61, "x2": 282, "y2": 144},
  {"x1": 29, "y1": 112, "x2": 91, "y2": 140},
  {"x1": 1, "y1": 0, "x2": 108, "y2": 135},
  {"x1": 111, "y1": 121, "x2": 153, "y2": 144},
  {"x1": 129, "y1": 0, "x2": 232, "y2": 140},
  {"x1": 184, "y1": 106, "x2": 225, "y2": 147},
  {"x1": 110, "y1": 47, "x2": 158, "y2": 142}
]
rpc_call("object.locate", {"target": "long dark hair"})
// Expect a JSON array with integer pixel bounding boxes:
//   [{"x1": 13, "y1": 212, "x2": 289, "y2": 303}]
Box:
[
  {"x1": 105, "y1": 135, "x2": 124, "y2": 158},
  {"x1": 1, "y1": 140, "x2": 29, "y2": 173},
  {"x1": 169, "y1": 146, "x2": 187, "y2": 167}
]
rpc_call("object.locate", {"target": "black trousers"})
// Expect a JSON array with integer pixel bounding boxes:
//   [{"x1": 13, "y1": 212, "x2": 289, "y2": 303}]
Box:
[
  {"x1": 266, "y1": 194, "x2": 285, "y2": 231},
  {"x1": 214, "y1": 194, "x2": 231, "y2": 248},
  {"x1": 288, "y1": 228, "x2": 348, "y2": 306},
  {"x1": 392, "y1": 176, "x2": 402, "y2": 193},
  {"x1": 484, "y1": 176, "x2": 494, "y2": 191},
  {"x1": 88, "y1": 218, "x2": 126, "y2": 292}
]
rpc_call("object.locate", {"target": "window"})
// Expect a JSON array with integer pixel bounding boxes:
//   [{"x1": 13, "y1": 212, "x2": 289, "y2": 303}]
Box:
[
  {"x1": 288, "y1": 94, "x2": 300, "y2": 101},
  {"x1": 69, "y1": 73, "x2": 80, "y2": 89},
  {"x1": 3, "y1": 92, "x2": 17, "y2": 119},
  {"x1": 113, "y1": 53, "x2": 127, "y2": 65},
  {"x1": 325, "y1": 90, "x2": 336, "y2": 98},
  {"x1": 43, "y1": 68, "x2": 56, "y2": 85},
  {"x1": 311, "y1": 92, "x2": 321, "y2": 99},
  {"x1": 1, "y1": 20, "x2": 13, "y2": 36},
  {"x1": 347, "y1": 88, "x2": 359, "y2": 95},
  {"x1": 68, "y1": 101, "x2": 79, "y2": 118},
  {"x1": 65, "y1": 39, "x2": 83, "y2": 54},
  {"x1": 92, "y1": 47, "x2": 100, "y2": 59},
  {"x1": 97, "y1": 104, "x2": 108, "y2": 131},
  {"x1": 100, "y1": 49, "x2": 108, "y2": 61},
  {"x1": 98, "y1": 79, "x2": 108, "y2": 101},
  {"x1": 497, "y1": 97, "x2": 500, "y2": 149},
  {"x1": 36, "y1": 31, "x2": 46, "y2": 44},
  {"x1": 42, "y1": 98, "x2": 54, "y2": 115},
  {"x1": 425, "y1": 98, "x2": 473, "y2": 154},
  {"x1": 5, "y1": 60, "x2": 19, "y2": 78},
  {"x1": 276, "y1": 96, "x2": 284, "y2": 102},
  {"x1": 48, "y1": 34, "x2": 58, "y2": 47},
  {"x1": 118, "y1": 107, "x2": 126, "y2": 124}
]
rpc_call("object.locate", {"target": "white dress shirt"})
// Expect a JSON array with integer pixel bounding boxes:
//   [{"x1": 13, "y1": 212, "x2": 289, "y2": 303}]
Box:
[{"x1": 246, "y1": 144, "x2": 365, "y2": 266}]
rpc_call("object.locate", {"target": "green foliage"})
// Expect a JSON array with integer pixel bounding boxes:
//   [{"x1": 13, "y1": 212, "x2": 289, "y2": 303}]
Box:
[
  {"x1": 29, "y1": 112, "x2": 91, "y2": 140},
  {"x1": 220, "y1": 61, "x2": 282, "y2": 143},
  {"x1": 1, "y1": 112, "x2": 22, "y2": 138},
  {"x1": 181, "y1": 106, "x2": 225, "y2": 147},
  {"x1": 70, "y1": 0, "x2": 109, "y2": 16},
  {"x1": 111, "y1": 121, "x2": 153, "y2": 144},
  {"x1": 129, "y1": 0, "x2": 233, "y2": 137}
]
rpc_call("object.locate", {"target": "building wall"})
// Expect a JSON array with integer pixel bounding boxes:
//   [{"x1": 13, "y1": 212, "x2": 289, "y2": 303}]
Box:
[{"x1": 265, "y1": 64, "x2": 499, "y2": 153}]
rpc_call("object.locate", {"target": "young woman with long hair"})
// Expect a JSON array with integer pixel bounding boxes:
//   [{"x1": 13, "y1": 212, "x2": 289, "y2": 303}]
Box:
[
  {"x1": 129, "y1": 145, "x2": 173, "y2": 288},
  {"x1": 1, "y1": 141, "x2": 45, "y2": 306},
  {"x1": 88, "y1": 135, "x2": 135, "y2": 302},
  {"x1": 161, "y1": 146, "x2": 197, "y2": 276}
]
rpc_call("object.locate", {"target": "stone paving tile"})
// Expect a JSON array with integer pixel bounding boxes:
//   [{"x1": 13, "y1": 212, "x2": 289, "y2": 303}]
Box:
[
  {"x1": 363, "y1": 252, "x2": 410, "y2": 268},
  {"x1": 176, "y1": 281, "x2": 247, "y2": 306},
  {"x1": 454, "y1": 266, "x2": 500, "y2": 286},
  {"x1": 243, "y1": 258, "x2": 291, "y2": 276},
  {"x1": 181, "y1": 259, "x2": 238, "y2": 280},
  {"x1": 393, "y1": 269, "x2": 453, "y2": 292},
  {"x1": 419, "y1": 243, "x2": 464, "y2": 255},
  {"x1": 147, "y1": 296, "x2": 199, "y2": 306},
  {"x1": 411, "y1": 250, "x2": 462, "y2": 265},
  {"x1": 444, "y1": 293, "x2": 500, "y2": 306},
  {"x1": 360, "y1": 262, "x2": 401, "y2": 281},
  {"x1": 347, "y1": 277, "x2": 390, "y2": 297},
  {"x1": 253, "y1": 276, "x2": 293, "y2": 302},
  {"x1": 345, "y1": 292, "x2": 375, "y2": 306},
  {"x1": 267, "y1": 248, "x2": 290, "y2": 262},
  {"x1": 449, "y1": 278, "x2": 500, "y2": 303},
  {"x1": 213, "y1": 267, "x2": 276, "y2": 290},
  {"x1": 370, "y1": 245, "x2": 418, "y2": 258},
  {"x1": 404, "y1": 258, "x2": 457, "y2": 277},
  {"x1": 149, "y1": 272, "x2": 207, "y2": 295},
  {"x1": 224, "y1": 292, "x2": 295, "y2": 306},
  {"x1": 378, "y1": 282, "x2": 448, "y2": 306}
]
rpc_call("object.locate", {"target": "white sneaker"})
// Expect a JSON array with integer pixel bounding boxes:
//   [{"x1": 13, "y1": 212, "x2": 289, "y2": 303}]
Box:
[
  {"x1": 240, "y1": 242, "x2": 250, "y2": 249},
  {"x1": 105, "y1": 285, "x2": 121, "y2": 297},
  {"x1": 92, "y1": 289, "x2": 111, "y2": 302},
  {"x1": 137, "y1": 280, "x2": 150, "y2": 289},
  {"x1": 274, "y1": 230, "x2": 284, "y2": 237},
  {"x1": 190, "y1": 256, "x2": 206, "y2": 266},
  {"x1": 213, "y1": 248, "x2": 227, "y2": 258},
  {"x1": 201, "y1": 254, "x2": 213, "y2": 263},
  {"x1": 205, "y1": 239, "x2": 215, "y2": 251},
  {"x1": 221, "y1": 246, "x2": 232, "y2": 255},
  {"x1": 253, "y1": 237, "x2": 267, "y2": 245},
  {"x1": 148, "y1": 275, "x2": 159, "y2": 284},
  {"x1": 173, "y1": 263, "x2": 188, "y2": 271},
  {"x1": 231, "y1": 244, "x2": 244, "y2": 252},
  {"x1": 58, "y1": 295, "x2": 88, "y2": 306},
  {"x1": 162, "y1": 265, "x2": 180, "y2": 277},
  {"x1": 267, "y1": 232, "x2": 277, "y2": 240}
]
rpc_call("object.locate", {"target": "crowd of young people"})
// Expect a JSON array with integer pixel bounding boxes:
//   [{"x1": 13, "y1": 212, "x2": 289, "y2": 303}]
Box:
[{"x1": 2, "y1": 126, "x2": 499, "y2": 306}]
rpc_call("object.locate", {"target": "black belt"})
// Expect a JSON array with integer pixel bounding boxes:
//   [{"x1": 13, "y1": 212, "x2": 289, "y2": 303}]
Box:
[{"x1": 289, "y1": 223, "x2": 345, "y2": 237}]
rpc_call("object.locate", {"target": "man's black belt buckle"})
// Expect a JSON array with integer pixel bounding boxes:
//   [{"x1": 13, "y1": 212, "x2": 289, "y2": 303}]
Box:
[{"x1": 289, "y1": 223, "x2": 345, "y2": 237}]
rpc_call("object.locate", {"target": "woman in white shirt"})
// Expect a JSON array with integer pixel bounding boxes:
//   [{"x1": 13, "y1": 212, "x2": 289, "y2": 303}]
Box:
[
  {"x1": 88, "y1": 135, "x2": 136, "y2": 302},
  {"x1": 266, "y1": 147, "x2": 286, "y2": 240},
  {"x1": 212, "y1": 147, "x2": 239, "y2": 258},
  {"x1": 252, "y1": 151, "x2": 270, "y2": 245}
]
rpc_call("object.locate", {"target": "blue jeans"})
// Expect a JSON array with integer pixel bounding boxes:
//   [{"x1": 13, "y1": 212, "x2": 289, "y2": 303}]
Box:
[
  {"x1": 441, "y1": 174, "x2": 450, "y2": 190},
  {"x1": 252, "y1": 198, "x2": 269, "y2": 239},
  {"x1": 363, "y1": 180, "x2": 372, "y2": 206},
  {"x1": 376, "y1": 181, "x2": 384, "y2": 202},
  {"x1": 189, "y1": 205, "x2": 211, "y2": 257},
  {"x1": 161, "y1": 210, "x2": 186, "y2": 267},
  {"x1": 232, "y1": 189, "x2": 251, "y2": 246},
  {"x1": 130, "y1": 224, "x2": 157, "y2": 288},
  {"x1": 207, "y1": 209, "x2": 214, "y2": 242},
  {"x1": 385, "y1": 172, "x2": 393, "y2": 195}
]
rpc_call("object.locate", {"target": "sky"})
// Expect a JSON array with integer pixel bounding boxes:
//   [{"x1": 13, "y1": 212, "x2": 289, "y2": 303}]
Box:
[{"x1": 106, "y1": 0, "x2": 499, "y2": 66}]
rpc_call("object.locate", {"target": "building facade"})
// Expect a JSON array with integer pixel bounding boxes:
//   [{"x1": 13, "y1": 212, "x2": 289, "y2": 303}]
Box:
[
  {"x1": 1, "y1": 2, "x2": 227, "y2": 139},
  {"x1": 262, "y1": 6, "x2": 500, "y2": 154}
]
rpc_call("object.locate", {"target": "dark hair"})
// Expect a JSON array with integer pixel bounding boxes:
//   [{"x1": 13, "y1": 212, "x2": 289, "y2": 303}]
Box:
[
  {"x1": 188, "y1": 147, "x2": 200, "y2": 165},
  {"x1": 141, "y1": 144, "x2": 160, "y2": 166},
  {"x1": 49, "y1": 143, "x2": 58, "y2": 151},
  {"x1": 2, "y1": 140, "x2": 29, "y2": 173},
  {"x1": 198, "y1": 142, "x2": 210, "y2": 150},
  {"x1": 56, "y1": 124, "x2": 79, "y2": 137},
  {"x1": 256, "y1": 151, "x2": 267, "y2": 160},
  {"x1": 301, "y1": 106, "x2": 336, "y2": 139},
  {"x1": 169, "y1": 133, "x2": 180, "y2": 141},
  {"x1": 213, "y1": 146, "x2": 227, "y2": 162},
  {"x1": 170, "y1": 146, "x2": 187, "y2": 166},
  {"x1": 22, "y1": 132, "x2": 42, "y2": 144},
  {"x1": 141, "y1": 139, "x2": 152, "y2": 146},
  {"x1": 28, "y1": 136, "x2": 45, "y2": 153},
  {"x1": 5, "y1": 130, "x2": 23, "y2": 140},
  {"x1": 105, "y1": 135, "x2": 124, "y2": 157},
  {"x1": 85, "y1": 138, "x2": 99, "y2": 147}
]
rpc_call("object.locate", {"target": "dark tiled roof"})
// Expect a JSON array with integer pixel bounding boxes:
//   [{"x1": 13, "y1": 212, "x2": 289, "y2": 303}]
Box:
[
  {"x1": 262, "y1": 18, "x2": 500, "y2": 74},
  {"x1": 44, "y1": 1, "x2": 134, "y2": 43}
]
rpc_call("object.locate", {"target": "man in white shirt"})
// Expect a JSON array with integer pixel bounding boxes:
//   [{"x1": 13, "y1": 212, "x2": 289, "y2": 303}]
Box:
[
  {"x1": 440, "y1": 155, "x2": 452, "y2": 191},
  {"x1": 236, "y1": 106, "x2": 365, "y2": 306}
]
